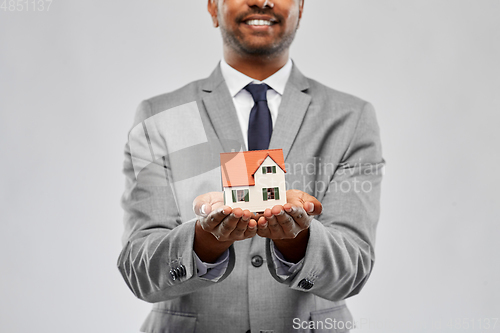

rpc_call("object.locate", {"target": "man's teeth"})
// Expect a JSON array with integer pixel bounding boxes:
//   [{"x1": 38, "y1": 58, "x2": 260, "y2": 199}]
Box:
[{"x1": 246, "y1": 19, "x2": 272, "y2": 26}]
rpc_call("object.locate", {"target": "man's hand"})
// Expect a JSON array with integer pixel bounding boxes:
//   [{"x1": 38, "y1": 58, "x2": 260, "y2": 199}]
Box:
[
  {"x1": 193, "y1": 192, "x2": 257, "y2": 242},
  {"x1": 193, "y1": 192, "x2": 258, "y2": 263},
  {"x1": 256, "y1": 190, "x2": 322, "y2": 263},
  {"x1": 256, "y1": 189, "x2": 322, "y2": 240}
]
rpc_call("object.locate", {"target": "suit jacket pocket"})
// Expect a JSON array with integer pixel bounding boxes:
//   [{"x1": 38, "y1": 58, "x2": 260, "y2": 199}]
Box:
[
  {"x1": 310, "y1": 305, "x2": 353, "y2": 333},
  {"x1": 141, "y1": 309, "x2": 197, "y2": 333}
]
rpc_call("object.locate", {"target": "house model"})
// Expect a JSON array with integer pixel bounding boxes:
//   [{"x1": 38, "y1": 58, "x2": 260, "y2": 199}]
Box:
[{"x1": 220, "y1": 149, "x2": 287, "y2": 213}]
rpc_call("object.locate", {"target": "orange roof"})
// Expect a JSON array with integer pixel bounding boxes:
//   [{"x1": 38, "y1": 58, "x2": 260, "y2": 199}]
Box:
[{"x1": 220, "y1": 149, "x2": 286, "y2": 187}]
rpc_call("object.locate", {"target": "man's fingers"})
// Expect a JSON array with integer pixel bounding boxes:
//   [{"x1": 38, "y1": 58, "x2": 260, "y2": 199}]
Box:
[
  {"x1": 216, "y1": 208, "x2": 243, "y2": 235},
  {"x1": 200, "y1": 204, "x2": 211, "y2": 216},
  {"x1": 253, "y1": 191, "x2": 321, "y2": 240},
  {"x1": 273, "y1": 207, "x2": 295, "y2": 234},
  {"x1": 285, "y1": 189, "x2": 323, "y2": 216},
  {"x1": 305, "y1": 201, "x2": 322, "y2": 216},
  {"x1": 193, "y1": 191, "x2": 224, "y2": 216},
  {"x1": 200, "y1": 206, "x2": 259, "y2": 241},
  {"x1": 240, "y1": 210, "x2": 257, "y2": 238},
  {"x1": 257, "y1": 216, "x2": 271, "y2": 238},
  {"x1": 284, "y1": 205, "x2": 311, "y2": 229},
  {"x1": 201, "y1": 206, "x2": 231, "y2": 230},
  {"x1": 193, "y1": 196, "x2": 209, "y2": 217},
  {"x1": 230, "y1": 209, "x2": 250, "y2": 238},
  {"x1": 244, "y1": 219, "x2": 258, "y2": 238},
  {"x1": 264, "y1": 212, "x2": 283, "y2": 238},
  {"x1": 231, "y1": 219, "x2": 248, "y2": 237}
]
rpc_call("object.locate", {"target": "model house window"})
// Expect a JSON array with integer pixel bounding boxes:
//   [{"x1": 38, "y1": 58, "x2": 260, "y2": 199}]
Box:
[
  {"x1": 262, "y1": 166, "x2": 276, "y2": 174},
  {"x1": 232, "y1": 189, "x2": 249, "y2": 202},
  {"x1": 262, "y1": 187, "x2": 280, "y2": 201}
]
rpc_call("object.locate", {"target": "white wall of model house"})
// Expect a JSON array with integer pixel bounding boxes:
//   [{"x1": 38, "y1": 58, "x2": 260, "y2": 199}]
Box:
[{"x1": 224, "y1": 156, "x2": 287, "y2": 212}]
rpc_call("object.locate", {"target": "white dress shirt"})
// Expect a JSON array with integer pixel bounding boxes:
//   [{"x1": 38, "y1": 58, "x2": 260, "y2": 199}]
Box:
[
  {"x1": 220, "y1": 57, "x2": 292, "y2": 150},
  {"x1": 194, "y1": 58, "x2": 304, "y2": 281}
]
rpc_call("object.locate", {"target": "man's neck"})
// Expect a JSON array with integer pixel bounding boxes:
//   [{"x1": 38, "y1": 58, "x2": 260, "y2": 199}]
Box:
[{"x1": 223, "y1": 48, "x2": 290, "y2": 81}]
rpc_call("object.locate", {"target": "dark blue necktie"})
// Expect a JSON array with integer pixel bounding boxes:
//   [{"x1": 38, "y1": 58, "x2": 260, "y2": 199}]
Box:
[{"x1": 245, "y1": 83, "x2": 272, "y2": 151}]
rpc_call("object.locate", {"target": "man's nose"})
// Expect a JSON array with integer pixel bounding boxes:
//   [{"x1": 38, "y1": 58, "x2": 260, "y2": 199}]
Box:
[{"x1": 246, "y1": 0, "x2": 274, "y2": 9}]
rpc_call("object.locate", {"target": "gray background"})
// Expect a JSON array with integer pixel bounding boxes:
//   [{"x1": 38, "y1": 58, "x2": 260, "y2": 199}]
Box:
[{"x1": 1, "y1": 0, "x2": 499, "y2": 332}]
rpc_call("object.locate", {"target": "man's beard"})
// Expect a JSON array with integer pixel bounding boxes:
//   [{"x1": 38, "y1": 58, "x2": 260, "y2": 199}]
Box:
[{"x1": 219, "y1": 13, "x2": 298, "y2": 57}]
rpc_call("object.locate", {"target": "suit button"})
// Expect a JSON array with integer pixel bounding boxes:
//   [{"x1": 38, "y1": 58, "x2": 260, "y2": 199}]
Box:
[
  {"x1": 298, "y1": 278, "x2": 313, "y2": 290},
  {"x1": 169, "y1": 269, "x2": 178, "y2": 281},
  {"x1": 179, "y1": 264, "x2": 186, "y2": 277},
  {"x1": 251, "y1": 255, "x2": 263, "y2": 267}
]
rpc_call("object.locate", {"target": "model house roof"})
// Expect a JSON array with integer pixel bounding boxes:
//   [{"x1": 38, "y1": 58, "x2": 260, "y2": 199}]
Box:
[{"x1": 220, "y1": 149, "x2": 286, "y2": 187}]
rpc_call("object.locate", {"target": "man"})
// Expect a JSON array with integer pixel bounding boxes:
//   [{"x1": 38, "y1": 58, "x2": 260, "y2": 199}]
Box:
[{"x1": 118, "y1": 0, "x2": 384, "y2": 332}]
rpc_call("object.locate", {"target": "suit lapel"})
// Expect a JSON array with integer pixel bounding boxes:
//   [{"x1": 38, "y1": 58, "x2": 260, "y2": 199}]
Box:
[
  {"x1": 201, "y1": 63, "x2": 311, "y2": 158},
  {"x1": 269, "y1": 65, "x2": 312, "y2": 161},
  {"x1": 201, "y1": 65, "x2": 246, "y2": 153}
]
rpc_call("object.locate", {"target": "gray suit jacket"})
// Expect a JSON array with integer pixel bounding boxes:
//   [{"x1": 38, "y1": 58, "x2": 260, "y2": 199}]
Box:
[{"x1": 118, "y1": 63, "x2": 384, "y2": 333}]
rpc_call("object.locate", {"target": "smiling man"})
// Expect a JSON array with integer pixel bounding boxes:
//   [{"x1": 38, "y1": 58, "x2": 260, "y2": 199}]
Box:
[{"x1": 118, "y1": 1, "x2": 384, "y2": 332}]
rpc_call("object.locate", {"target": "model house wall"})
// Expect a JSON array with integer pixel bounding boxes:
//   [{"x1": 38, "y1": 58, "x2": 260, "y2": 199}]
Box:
[{"x1": 221, "y1": 150, "x2": 287, "y2": 213}]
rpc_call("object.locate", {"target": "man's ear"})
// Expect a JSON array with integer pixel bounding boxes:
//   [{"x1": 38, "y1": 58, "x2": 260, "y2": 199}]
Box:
[
  {"x1": 207, "y1": 0, "x2": 219, "y2": 28},
  {"x1": 295, "y1": 0, "x2": 304, "y2": 29},
  {"x1": 298, "y1": 0, "x2": 304, "y2": 20}
]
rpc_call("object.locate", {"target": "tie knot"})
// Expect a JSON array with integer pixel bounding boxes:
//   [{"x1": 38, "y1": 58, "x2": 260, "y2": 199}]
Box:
[{"x1": 245, "y1": 83, "x2": 269, "y2": 102}]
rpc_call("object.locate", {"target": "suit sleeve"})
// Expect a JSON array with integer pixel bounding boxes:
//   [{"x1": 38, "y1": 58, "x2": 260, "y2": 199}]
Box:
[
  {"x1": 117, "y1": 100, "x2": 235, "y2": 303},
  {"x1": 266, "y1": 102, "x2": 384, "y2": 301}
]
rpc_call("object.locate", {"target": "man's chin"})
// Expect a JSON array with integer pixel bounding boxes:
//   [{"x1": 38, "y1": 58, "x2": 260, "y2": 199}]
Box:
[
  {"x1": 234, "y1": 40, "x2": 286, "y2": 57},
  {"x1": 222, "y1": 31, "x2": 289, "y2": 57},
  {"x1": 237, "y1": 35, "x2": 295, "y2": 57},
  {"x1": 241, "y1": 46, "x2": 278, "y2": 56}
]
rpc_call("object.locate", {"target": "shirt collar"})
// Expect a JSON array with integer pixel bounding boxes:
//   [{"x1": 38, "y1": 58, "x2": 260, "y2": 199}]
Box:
[{"x1": 220, "y1": 58, "x2": 293, "y2": 97}]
